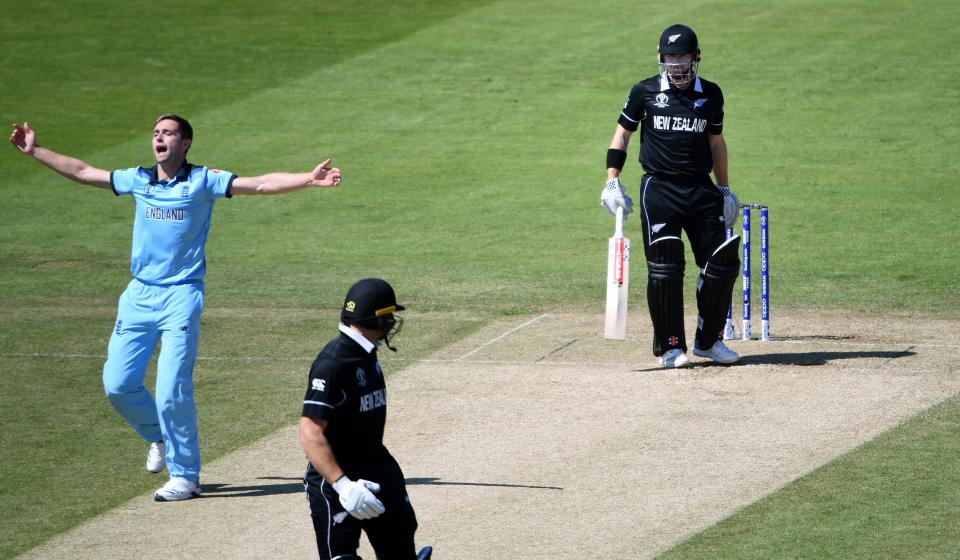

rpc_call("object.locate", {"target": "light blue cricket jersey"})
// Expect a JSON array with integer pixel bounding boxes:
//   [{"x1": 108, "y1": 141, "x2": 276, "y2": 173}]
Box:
[{"x1": 110, "y1": 163, "x2": 235, "y2": 286}]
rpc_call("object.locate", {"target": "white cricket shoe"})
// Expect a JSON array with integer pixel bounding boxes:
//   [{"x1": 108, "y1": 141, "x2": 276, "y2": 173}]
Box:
[
  {"x1": 154, "y1": 478, "x2": 201, "y2": 502},
  {"x1": 146, "y1": 441, "x2": 166, "y2": 473},
  {"x1": 693, "y1": 340, "x2": 740, "y2": 364},
  {"x1": 659, "y1": 348, "x2": 690, "y2": 368}
]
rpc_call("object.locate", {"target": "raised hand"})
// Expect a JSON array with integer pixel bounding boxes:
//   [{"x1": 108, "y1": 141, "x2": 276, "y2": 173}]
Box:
[
  {"x1": 10, "y1": 122, "x2": 37, "y2": 155},
  {"x1": 310, "y1": 159, "x2": 341, "y2": 187}
]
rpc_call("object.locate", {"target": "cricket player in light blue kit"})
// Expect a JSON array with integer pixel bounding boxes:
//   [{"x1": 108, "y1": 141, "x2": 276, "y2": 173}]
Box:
[{"x1": 10, "y1": 115, "x2": 342, "y2": 501}]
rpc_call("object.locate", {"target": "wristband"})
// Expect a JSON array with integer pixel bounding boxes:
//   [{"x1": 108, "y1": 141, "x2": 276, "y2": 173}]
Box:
[{"x1": 606, "y1": 148, "x2": 627, "y2": 171}]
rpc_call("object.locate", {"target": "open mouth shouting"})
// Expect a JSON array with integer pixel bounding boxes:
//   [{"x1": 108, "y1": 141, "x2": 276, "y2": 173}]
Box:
[{"x1": 152, "y1": 118, "x2": 190, "y2": 165}]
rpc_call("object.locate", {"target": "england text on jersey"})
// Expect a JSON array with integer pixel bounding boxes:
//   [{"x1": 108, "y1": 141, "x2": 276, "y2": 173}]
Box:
[{"x1": 145, "y1": 206, "x2": 185, "y2": 221}]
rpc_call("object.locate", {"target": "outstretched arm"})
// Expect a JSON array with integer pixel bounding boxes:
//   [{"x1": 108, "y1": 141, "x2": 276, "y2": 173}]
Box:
[
  {"x1": 231, "y1": 159, "x2": 341, "y2": 196},
  {"x1": 10, "y1": 122, "x2": 111, "y2": 189}
]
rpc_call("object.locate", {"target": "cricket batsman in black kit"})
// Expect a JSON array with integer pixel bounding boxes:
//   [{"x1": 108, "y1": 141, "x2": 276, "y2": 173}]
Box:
[
  {"x1": 299, "y1": 278, "x2": 432, "y2": 560},
  {"x1": 601, "y1": 24, "x2": 741, "y2": 368}
]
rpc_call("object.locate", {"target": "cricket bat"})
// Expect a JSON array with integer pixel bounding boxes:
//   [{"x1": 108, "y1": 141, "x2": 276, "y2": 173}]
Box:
[{"x1": 604, "y1": 206, "x2": 630, "y2": 340}]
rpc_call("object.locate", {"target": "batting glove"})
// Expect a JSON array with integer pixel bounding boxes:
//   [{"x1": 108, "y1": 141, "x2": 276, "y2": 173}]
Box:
[
  {"x1": 332, "y1": 476, "x2": 385, "y2": 520},
  {"x1": 600, "y1": 178, "x2": 633, "y2": 218},
  {"x1": 718, "y1": 184, "x2": 740, "y2": 228}
]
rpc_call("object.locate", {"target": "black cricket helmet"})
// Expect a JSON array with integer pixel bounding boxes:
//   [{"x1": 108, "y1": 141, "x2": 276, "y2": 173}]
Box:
[
  {"x1": 341, "y1": 278, "x2": 405, "y2": 349},
  {"x1": 658, "y1": 24, "x2": 700, "y2": 89}
]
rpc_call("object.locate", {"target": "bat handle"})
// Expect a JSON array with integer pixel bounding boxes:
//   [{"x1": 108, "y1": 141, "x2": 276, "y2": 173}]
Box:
[{"x1": 614, "y1": 206, "x2": 624, "y2": 237}]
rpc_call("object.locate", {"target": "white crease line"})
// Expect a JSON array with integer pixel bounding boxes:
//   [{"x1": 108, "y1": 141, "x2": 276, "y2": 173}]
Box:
[
  {"x1": 455, "y1": 313, "x2": 552, "y2": 361},
  {"x1": 4, "y1": 352, "x2": 311, "y2": 362},
  {"x1": 2, "y1": 335, "x2": 951, "y2": 364}
]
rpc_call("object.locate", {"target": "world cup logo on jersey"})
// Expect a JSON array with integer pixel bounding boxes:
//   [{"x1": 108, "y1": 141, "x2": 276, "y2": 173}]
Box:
[
  {"x1": 356, "y1": 368, "x2": 368, "y2": 387},
  {"x1": 654, "y1": 93, "x2": 670, "y2": 108}
]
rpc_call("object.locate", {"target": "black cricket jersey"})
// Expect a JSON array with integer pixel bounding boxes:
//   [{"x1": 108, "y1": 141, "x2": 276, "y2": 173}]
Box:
[
  {"x1": 302, "y1": 326, "x2": 390, "y2": 487},
  {"x1": 618, "y1": 74, "x2": 724, "y2": 179}
]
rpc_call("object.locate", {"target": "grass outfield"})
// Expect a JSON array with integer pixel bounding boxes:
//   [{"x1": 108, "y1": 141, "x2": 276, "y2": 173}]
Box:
[
  {"x1": 0, "y1": 0, "x2": 957, "y2": 557},
  {"x1": 658, "y1": 395, "x2": 960, "y2": 560}
]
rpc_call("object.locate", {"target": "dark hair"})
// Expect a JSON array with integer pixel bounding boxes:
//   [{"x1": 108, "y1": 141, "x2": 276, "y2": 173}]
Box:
[{"x1": 154, "y1": 113, "x2": 193, "y2": 140}]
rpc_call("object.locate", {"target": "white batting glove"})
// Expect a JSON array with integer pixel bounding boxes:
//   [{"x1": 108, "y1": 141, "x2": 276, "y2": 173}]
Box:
[
  {"x1": 332, "y1": 476, "x2": 385, "y2": 520},
  {"x1": 717, "y1": 184, "x2": 740, "y2": 228},
  {"x1": 600, "y1": 177, "x2": 633, "y2": 218}
]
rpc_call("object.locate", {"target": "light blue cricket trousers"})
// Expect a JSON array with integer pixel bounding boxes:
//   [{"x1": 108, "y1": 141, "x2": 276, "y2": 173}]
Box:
[{"x1": 102, "y1": 278, "x2": 204, "y2": 483}]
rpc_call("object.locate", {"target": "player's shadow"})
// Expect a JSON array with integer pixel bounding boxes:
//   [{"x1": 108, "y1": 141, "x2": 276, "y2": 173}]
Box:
[
  {"x1": 201, "y1": 477, "x2": 303, "y2": 498},
  {"x1": 739, "y1": 348, "x2": 916, "y2": 366},
  {"x1": 633, "y1": 347, "x2": 917, "y2": 372},
  {"x1": 406, "y1": 477, "x2": 562, "y2": 491},
  {"x1": 200, "y1": 477, "x2": 562, "y2": 498}
]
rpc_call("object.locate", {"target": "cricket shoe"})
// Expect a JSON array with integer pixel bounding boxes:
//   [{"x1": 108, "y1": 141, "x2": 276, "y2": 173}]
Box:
[
  {"x1": 154, "y1": 478, "x2": 201, "y2": 502},
  {"x1": 693, "y1": 340, "x2": 740, "y2": 364},
  {"x1": 659, "y1": 348, "x2": 690, "y2": 368},
  {"x1": 146, "y1": 441, "x2": 166, "y2": 473},
  {"x1": 417, "y1": 546, "x2": 433, "y2": 560}
]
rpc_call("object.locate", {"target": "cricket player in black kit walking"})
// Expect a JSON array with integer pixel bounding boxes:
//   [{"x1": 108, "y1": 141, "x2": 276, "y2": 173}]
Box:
[
  {"x1": 299, "y1": 278, "x2": 432, "y2": 560},
  {"x1": 601, "y1": 24, "x2": 741, "y2": 368}
]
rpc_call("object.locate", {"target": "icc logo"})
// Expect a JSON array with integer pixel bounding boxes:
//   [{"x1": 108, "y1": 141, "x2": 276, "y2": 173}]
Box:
[
  {"x1": 345, "y1": 301, "x2": 356, "y2": 312},
  {"x1": 654, "y1": 93, "x2": 669, "y2": 108},
  {"x1": 356, "y1": 368, "x2": 368, "y2": 387}
]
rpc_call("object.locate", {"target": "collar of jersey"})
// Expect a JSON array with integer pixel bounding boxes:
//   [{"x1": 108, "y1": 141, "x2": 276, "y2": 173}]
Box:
[
  {"x1": 339, "y1": 323, "x2": 379, "y2": 353},
  {"x1": 659, "y1": 73, "x2": 703, "y2": 93},
  {"x1": 148, "y1": 162, "x2": 193, "y2": 185}
]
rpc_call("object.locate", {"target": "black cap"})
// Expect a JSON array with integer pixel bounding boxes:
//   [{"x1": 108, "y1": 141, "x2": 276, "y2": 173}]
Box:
[
  {"x1": 658, "y1": 24, "x2": 699, "y2": 55},
  {"x1": 340, "y1": 278, "x2": 405, "y2": 329}
]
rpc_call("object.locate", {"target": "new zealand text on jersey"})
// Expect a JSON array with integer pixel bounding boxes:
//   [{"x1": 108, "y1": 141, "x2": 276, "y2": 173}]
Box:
[
  {"x1": 145, "y1": 207, "x2": 185, "y2": 221},
  {"x1": 359, "y1": 389, "x2": 386, "y2": 412},
  {"x1": 652, "y1": 115, "x2": 707, "y2": 132}
]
